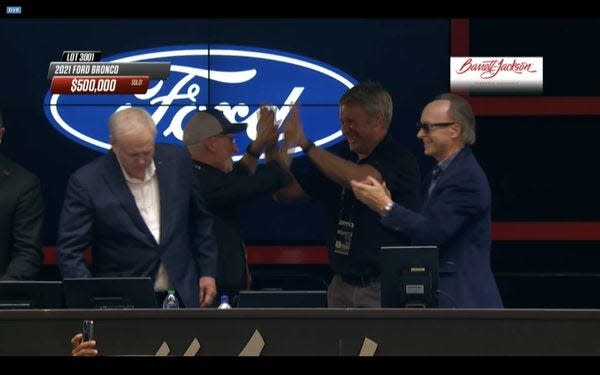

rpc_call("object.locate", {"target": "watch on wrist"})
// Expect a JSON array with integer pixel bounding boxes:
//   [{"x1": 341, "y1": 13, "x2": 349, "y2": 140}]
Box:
[{"x1": 381, "y1": 201, "x2": 394, "y2": 216}]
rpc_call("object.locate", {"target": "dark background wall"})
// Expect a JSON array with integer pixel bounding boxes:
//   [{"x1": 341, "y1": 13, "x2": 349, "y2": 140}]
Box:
[
  {"x1": 1, "y1": 17, "x2": 599, "y2": 307},
  {"x1": 466, "y1": 19, "x2": 600, "y2": 307}
]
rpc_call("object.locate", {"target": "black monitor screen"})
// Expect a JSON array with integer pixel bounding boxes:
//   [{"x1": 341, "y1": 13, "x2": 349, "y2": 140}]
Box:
[
  {"x1": 380, "y1": 246, "x2": 439, "y2": 308},
  {"x1": 63, "y1": 277, "x2": 157, "y2": 309},
  {"x1": 0, "y1": 281, "x2": 64, "y2": 309},
  {"x1": 237, "y1": 290, "x2": 327, "y2": 308}
]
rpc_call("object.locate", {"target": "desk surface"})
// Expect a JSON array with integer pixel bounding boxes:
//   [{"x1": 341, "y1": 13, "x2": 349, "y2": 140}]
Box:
[{"x1": 2, "y1": 308, "x2": 600, "y2": 356}]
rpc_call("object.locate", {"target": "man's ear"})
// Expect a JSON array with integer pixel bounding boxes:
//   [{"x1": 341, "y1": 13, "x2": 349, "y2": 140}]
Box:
[
  {"x1": 205, "y1": 138, "x2": 217, "y2": 152},
  {"x1": 449, "y1": 123, "x2": 462, "y2": 140},
  {"x1": 0, "y1": 127, "x2": 5, "y2": 143},
  {"x1": 373, "y1": 111, "x2": 385, "y2": 129}
]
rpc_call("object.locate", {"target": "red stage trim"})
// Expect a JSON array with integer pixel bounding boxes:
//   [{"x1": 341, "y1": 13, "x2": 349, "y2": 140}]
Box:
[{"x1": 42, "y1": 222, "x2": 600, "y2": 266}]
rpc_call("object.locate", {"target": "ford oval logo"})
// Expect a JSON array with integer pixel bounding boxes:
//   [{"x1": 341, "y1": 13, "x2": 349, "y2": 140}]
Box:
[{"x1": 43, "y1": 44, "x2": 357, "y2": 159}]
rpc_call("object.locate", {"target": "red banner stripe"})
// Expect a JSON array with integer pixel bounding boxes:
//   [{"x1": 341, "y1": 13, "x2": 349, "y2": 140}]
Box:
[
  {"x1": 450, "y1": 19, "x2": 470, "y2": 57},
  {"x1": 469, "y1": 97, "x2": 600, "y2": 116}
]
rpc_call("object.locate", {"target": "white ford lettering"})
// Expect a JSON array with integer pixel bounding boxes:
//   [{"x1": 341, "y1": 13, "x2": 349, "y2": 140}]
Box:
[{"x1": 45, "y1": 45, "x2": 357, "y2": 157}]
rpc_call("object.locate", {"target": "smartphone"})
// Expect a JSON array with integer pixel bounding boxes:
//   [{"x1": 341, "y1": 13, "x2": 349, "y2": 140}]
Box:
[{"x1": 82, "y1": 320, "x2": 94, "y2": 342}]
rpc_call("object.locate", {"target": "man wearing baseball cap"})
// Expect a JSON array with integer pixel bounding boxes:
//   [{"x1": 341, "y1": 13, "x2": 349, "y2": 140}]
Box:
[
  {"x1": 183, "y1": 108, "x2": 248, "y2": 173},
  {"x1": 184, "y1": 107, "x2": 292, "y2": 304}
]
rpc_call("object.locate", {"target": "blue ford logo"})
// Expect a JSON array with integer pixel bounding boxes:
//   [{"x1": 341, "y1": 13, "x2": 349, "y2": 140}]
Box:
[{"x1": 43, "y1": 44, "x2": 357, "y2": 159}]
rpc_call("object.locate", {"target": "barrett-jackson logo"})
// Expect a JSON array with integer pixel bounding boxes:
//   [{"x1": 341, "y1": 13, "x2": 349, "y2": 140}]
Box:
[
  {"x1": 456, "y1": 58, "x2": 537, "y2": 79},
  {"x1": 43, "y1": 45, "x2": 357, "y2": 159},
  {"x1": 450, "y1": 56, "x2": 543, "y2": 93}
]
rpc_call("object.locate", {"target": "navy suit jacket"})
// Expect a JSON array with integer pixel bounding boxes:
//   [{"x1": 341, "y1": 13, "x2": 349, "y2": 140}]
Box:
[
  {"x1": 0, "y1": 154, "x2": 43, "y2": 280},
  {"x1": 57, "y1": 144, "x2": 217, "y2": 307},
  {"x1": 382, "y1": 147, "x2": 503, "y2": 308}
]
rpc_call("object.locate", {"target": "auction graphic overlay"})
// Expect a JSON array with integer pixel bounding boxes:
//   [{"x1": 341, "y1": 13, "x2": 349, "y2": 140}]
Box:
[{"x1": 48, "y1": 50, "x2": 170, "y2": 95}]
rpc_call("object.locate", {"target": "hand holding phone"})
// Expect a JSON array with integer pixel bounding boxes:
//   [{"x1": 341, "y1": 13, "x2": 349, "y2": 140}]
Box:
[{"x1": 82, "y1": 320, "x2": 94, "y2": 342}]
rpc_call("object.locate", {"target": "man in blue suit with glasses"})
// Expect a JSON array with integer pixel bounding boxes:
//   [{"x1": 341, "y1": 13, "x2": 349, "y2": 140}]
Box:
[{"x1": 351, "y1": 93, "x2": 503, "y2": 308}]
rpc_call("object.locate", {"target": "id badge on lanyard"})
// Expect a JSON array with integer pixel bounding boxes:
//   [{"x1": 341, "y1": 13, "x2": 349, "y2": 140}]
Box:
[{"x1": 334, "y1": 188, "x2": 355, "y2": 255}]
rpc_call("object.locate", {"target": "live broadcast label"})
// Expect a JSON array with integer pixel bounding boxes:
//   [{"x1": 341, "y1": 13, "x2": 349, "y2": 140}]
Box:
[
  {"x1": 47, "y1": 62, "x2": 171, "y2": 80},
  {"x1": 50, "y1": 76, "x2": 150, "y2": 95}
]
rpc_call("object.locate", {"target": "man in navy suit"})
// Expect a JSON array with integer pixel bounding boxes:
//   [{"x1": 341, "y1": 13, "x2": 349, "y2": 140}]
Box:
[
  {"x1": 57, "y1": 107, "x2": 218, "y2": 307},
  {"x1": 351, "y1": 93, "x2": 503, "y2": 308},
  {"x1": 0, "y1": 110, "x2": 43, "y2": 280}
]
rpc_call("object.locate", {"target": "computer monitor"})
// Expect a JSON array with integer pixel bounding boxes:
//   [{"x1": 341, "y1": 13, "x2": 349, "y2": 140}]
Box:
[
  {"x1": 380, "y1": 246, "x2": 439, "y2": 308},
  {"x1": 63, "y1": 277, "x2": 157, "y2": 309},
  {"x1": 0, "y1": 281, "x2": 65, "y2": 309},
  {"x1": 237, "y1": 290, "x2": 328, "y2": 308}
]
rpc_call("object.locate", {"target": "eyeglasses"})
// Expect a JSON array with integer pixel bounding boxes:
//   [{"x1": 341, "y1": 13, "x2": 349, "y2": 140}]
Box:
[{"x1": 416, "y1": 122, "x2": 455, "y2": 133}]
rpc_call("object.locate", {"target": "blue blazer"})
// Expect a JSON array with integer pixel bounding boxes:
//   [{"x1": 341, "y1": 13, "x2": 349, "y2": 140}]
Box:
[
  {"x1": 382, "y1": 147, "x2": 503, "y2": 308},
  {"x1": 57, "y1": 144, "x2": 217, "y2": 307}
]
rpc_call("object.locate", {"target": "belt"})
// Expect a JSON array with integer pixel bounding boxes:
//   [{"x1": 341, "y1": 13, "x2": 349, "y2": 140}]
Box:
[{"x1": 339, "y1": 273, "x2": 379, "y2": 287}]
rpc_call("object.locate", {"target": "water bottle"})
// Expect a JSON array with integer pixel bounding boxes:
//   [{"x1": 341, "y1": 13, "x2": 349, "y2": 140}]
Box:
[
  {"x1": 162, "y1": 290, "x2": 180, "y2": 309},
  {"x1": 217, "y1": 295, "x2": 232, "y2": 309}
]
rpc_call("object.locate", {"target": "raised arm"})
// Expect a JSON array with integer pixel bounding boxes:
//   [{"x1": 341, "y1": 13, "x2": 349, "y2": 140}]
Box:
[{"x1": 285, "y1": 105, "x2": 382, "y2": 189}]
